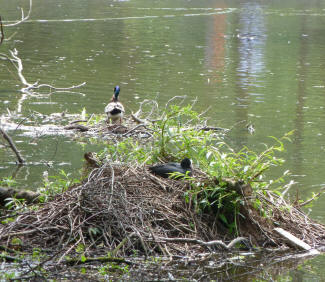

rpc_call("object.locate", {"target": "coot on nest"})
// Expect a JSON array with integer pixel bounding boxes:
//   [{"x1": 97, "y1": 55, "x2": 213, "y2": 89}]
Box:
[{"x1": 149, "y1": 158, "x2": 192, "y2": 179}]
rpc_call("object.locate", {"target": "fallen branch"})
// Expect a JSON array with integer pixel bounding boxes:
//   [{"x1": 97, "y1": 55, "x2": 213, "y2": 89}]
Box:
[
  {"x1": 0, "y1": 16, "x2": 4, "y2": 46},
  {"x1": 122, "y1": 124, "x2": 148, "y2": 137},
  {"x1": 0, "y1": 253, "x2": 23, "y2": 262},
  {"x1": 5, "y1": 0, "x2": 32, "y2": 27},
  {"x1": 131, "y1": 113, "x2": 145, "y2": 124},
  {"x1": 274, "y1": 228, "x2": 319, "y2": 253},
  {"x1": 200, "y1": 126, "x2": 228, "y2": 132},
  {"x1": 133, "y1": 99, "x2": 159, "y2": 121},
  {"x1": 0, "y1": 127, "x2": 24, "y2": 164},
  {"x1": 165, "y1": 96, "x2": 187, "y2": 110},
  {"x1": 29, "y1": 81, "x2": 87, "y2": 92},
  {"x1": 0, "y1": 186, "x2": 39, "y2": 205},
  {"x1": 4, "y1": 48, "x2": 86, "y2": 112},
  {"x1": 64, "y1": 256, "x2": 134, "y2": 266},
  {"x1": 8, "y1": 48, "x2": 86, "y2": 92},
  {"x1": 64, "y1": 124, "x2": 89, "y2": 132},
  {"x1": 69, "y1": 119, "x2": 88, "y2": 124},
  {"x1": 296, "y1": 187, "x2": 325, "y2": 208},
  {"x1": 153, "y1": 236, "x2": 249, "y2": 250}
]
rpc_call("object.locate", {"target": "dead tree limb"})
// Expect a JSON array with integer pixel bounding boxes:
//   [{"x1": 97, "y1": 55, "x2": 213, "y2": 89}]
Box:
[
  {"x1": 153, "y1": 236, "x2": 249, "y2": 250},
  {"x1": 64, "y1": 256, "x2": 134, "y2": 266},
  {"x1": 0, "y1": 16, "x2": 4, "y2": 46},
  {"x1": 0, "y1": 127, "x2": 24, "y2": 164},
  {"x1": 5, "y1": 0, "x2": 32, "y2": 27},
  {"x1": 0, "y1": 187, "x2": 39, "y2": 206},
  {"x1": 64, "y1": 124, "x2": 89, "y2": 132}
]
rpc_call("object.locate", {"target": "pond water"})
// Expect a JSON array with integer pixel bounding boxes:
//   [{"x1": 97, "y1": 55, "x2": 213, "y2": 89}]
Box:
[{"x1": 1, "y1": 0, "x2": 325, "y2": 279}]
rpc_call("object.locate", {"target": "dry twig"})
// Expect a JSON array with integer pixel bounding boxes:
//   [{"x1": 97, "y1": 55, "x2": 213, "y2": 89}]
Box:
[
  {"x1": 0, "y1": 127, "x2": 24, "y2": 164},
  {"x1": 0, "y1": 16, "x2": 4, "y2": 46},
  {"x1": 4, "y1": 0, "x2": 32, "y2": 27}
]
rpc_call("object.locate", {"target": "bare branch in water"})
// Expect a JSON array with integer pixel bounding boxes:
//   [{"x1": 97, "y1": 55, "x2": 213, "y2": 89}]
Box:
[
  {"x1": 152, "y1": 236, "x2": 249, "y2": 251},
  {"x1": 165, "y1": 95, "x2": 187, "y2": 110},
  {"x1": 297, "y1": 187, "x2": 325, "y2": 207},
  {"x1": 5, "y1": 0, "x2": 32, "y2": 27},
  {"x1": 30, "y1": 81, "x2": 87, "y2": 91},
  {"x1": 3, "y1": 48, "x2": 86, "y2": 112},
  {"x1": 8, "y1": 49, "x2": 86, "y2": 92},
  {"x1": 0, "y1": 16, "x2": 4, "y2": 46},
  {"x1": 0, "y1": 127, "x2": 25, "y2": 164}
]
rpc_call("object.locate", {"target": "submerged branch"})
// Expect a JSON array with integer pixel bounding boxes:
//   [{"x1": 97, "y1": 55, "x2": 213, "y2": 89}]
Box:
[
  {"x1": 0, "y1": 127, "x2": 24, "y2": 164},
  {"x1": 153, "y1": 236, "x2": 249, "y2": 250},
  {"x1": 297, "y1": 187, "x2": 325, "y2": 208},
  {"x1": 0, "y1": 186, "x2": 39, "y2": 205},
  {"x1": 0, "y1": 253, "x2": 23, "y2": 262},
  {"x1": 0, "y1": 16, "x2": 4, "y2": 46},
  {"x1": 64, "y1": 256, "x2": 134, "y2": 266},
  {"x1": 4, "y1": 48, "x2": 86, "y2": 112},
  {"x1": 30, "y1": 81, "x2": 87, "y2": 91},
  {"x1": 9, "y1": 49, "x2": 86, "y2": 91},
  {"x1": 5, "y1": 0, "x2": 32, "y2": 27}
]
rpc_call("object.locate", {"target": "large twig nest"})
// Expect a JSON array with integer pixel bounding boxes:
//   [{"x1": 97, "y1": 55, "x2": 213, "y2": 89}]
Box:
[{"x1": 1, "y1": 162, "x2": 325, "y2": 258}]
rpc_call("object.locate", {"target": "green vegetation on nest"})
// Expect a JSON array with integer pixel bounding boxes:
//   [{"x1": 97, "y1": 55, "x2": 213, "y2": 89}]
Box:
[
  {"x1": 0, "y1": 105, "x2": 296, "y2": 237},
  {"x1": 96, "y1": 104, "x2": 294, "y2": 235}
]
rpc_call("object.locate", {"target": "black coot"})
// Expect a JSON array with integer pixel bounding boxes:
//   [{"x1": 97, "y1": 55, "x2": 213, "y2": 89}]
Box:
[{"x1": 149, "y1": 158, "x2": 192, "y2": 179}]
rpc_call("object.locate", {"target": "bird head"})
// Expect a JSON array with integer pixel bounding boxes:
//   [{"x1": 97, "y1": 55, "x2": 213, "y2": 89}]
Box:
[
  {"x1": 181, "y1": 158, "x2": 192, "y2": 169},
  {"x1": 112, "y1": 85, "x2": 120, "y2": 102}
]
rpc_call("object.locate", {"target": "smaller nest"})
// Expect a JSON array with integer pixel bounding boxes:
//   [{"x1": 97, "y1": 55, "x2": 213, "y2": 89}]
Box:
[
  {"x1": 64, "y1": 116, "x2": 153, "y2": 141},
  {"x1": 1, "y1": 163, "x2": 325, "y2": 257}
]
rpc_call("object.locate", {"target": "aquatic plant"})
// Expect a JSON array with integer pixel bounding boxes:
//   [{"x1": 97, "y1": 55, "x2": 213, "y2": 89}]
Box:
[
  {"x1": 38, "y1": 169, "x2": 80, "y2": 202},
  {"x1": 100, "y1": 103, "x2": 294, "y2": 235}
]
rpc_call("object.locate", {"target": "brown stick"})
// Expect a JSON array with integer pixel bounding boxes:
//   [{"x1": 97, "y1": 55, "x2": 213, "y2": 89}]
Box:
[
  {"x1": 152, "y1": 236, "x2": 249, "y2": 250},
  {"x1": 64, "y1": 124, "x2": 89, "y2": 132},
  {"x1": 0, "y1": 127, "x2": 24, "y2": 164},
  {"x1": 0, "y1": 16, "x2": 4, "y2": 46},
  {"x1": 64, "y1": 256, "x2": 134, "y2": 266},
  {"x1": 297, "y1": 187, "x2": 325, "y2": 207}
]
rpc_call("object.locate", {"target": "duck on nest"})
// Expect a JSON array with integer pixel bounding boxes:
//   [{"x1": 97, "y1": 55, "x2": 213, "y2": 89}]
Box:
[
  {"x1": 149, "y1": 158, "x2": 192, "y2": 179},
  {"x1": 105, "y1": 85, "x2": 125, "y2": 124}
]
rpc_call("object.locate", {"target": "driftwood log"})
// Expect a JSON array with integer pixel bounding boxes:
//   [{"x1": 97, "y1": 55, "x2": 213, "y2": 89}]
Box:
[
  {"x1": 0, "y1": 187, "x2": 39, "y2": 206},
  {"x1": 64, "y1": 124, "x2": 89, "y2": 132}
]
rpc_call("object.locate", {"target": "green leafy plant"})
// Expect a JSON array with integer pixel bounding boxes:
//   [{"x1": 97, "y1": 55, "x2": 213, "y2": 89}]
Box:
[
  {"x1": 145, "y1": 105, "x2": 293, "y2": 234},
  {"x1": 4, "y1": 197, "x2": 26, "y2": 210},
  {"x1": 38, "y1": 169, "x2": 80, "y2": 202},
  {"x1": 0, "y1": 176, "x2": 17, "y2": 187},
  {"x1": 87, "y1": 105, "x2": 293, "y2": 235},
  {"x1": 99, "y1": 263, "x2": 129, "y2": 277},
  {"x1": 150, "y1": 104, "x2": 218, "y2": 162}
]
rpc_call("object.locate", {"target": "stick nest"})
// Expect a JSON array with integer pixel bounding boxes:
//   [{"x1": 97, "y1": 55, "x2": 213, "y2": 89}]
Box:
[{"x1": 1, "y1": 163, "x2": 325, "y2": 258}]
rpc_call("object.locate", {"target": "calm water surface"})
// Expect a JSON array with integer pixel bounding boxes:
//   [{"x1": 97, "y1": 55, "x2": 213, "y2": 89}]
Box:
[{"x1": 1, "y1": 0, "x2": 325, "y2": 279}]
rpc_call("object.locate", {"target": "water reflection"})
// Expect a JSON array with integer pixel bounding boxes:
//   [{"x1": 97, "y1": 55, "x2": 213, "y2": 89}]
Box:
[
  {"x1": 205, "y1": 3, "x2": 226, "y2": 83},
  {"x1": 237, "y1": 3, "x2": 266, "y2": 95},
  {"x1": 292, "y1": 14, "x2": 309, "y2": 187}
]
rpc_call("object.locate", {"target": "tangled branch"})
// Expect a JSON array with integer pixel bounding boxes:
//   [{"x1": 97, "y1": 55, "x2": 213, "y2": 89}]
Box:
[
  {"x1": 3, "y1": 48, "x2": 86, "y2": 112},
  {"x1": 4, "y1": 0, "x2": 32, "y2": 27}
]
